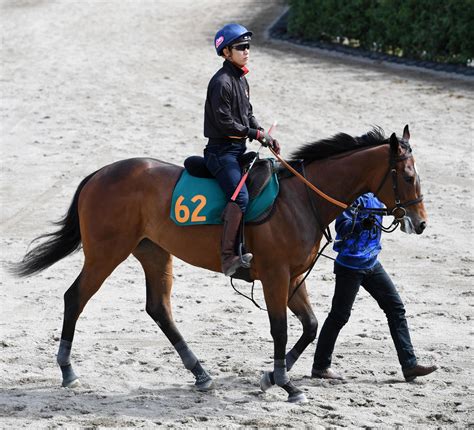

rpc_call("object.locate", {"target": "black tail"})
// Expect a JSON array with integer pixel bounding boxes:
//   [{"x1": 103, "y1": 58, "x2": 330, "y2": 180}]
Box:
[{"x1": 10, "y1": 170, "x2": 99, "y2": 277}]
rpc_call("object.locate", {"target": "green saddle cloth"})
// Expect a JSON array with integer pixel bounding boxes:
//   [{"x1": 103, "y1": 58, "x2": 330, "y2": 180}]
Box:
[{"x1": 170, "y1": 170, "x2": 279, "y2": 226}]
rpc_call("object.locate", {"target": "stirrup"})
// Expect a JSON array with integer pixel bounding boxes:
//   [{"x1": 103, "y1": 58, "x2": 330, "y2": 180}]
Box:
[{"x1": 239, "y1": 243, "x2": 253, "y2": 268}]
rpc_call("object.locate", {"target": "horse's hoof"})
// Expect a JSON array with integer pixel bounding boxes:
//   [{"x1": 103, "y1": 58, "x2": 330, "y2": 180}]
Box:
[
  {"x1": 288, "y1": 391, "x2": 308, "y2": 403},
  {"x1": 195, "y1": 377, "x2": 214, "y2": 392},
  {"x1": 62, "y1": 378, "x2": 81, "y2": 388},
  {"x1": 260, "y1": 371, "x2": 275, "y2": 392}
]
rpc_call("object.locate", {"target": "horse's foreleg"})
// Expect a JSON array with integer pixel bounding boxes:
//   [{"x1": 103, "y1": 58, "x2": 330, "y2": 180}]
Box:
[
  {"x1": 260, "y1": 279, "x2": 318, "y2": 393},
  {"x1": 261, "y1": 272, "x2": 307, "y2": 403},
  {"x1": 133, "y1": 240, "x2": 213, "y2": 391}
]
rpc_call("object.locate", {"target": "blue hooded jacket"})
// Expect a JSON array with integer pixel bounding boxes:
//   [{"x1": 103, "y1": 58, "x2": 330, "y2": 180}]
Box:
[{"x1": 333, "y1": 193, "x2": 384, "y2": 270}]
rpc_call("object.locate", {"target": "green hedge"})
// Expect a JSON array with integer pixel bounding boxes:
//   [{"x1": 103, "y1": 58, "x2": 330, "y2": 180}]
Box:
[{"x1": 287, "y1": 0, "x2": 474, "y2": 65}]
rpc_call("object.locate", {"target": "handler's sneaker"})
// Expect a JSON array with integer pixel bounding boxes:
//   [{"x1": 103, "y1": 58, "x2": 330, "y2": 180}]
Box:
[
  {"x1": 403, "y1": 364, "x2": 438, "y2": 382},
  {"x1": 311, "y1": 367, "x2": 344, "y2": 380}
]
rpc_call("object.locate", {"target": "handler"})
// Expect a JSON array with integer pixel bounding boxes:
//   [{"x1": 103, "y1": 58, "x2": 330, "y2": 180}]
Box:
[
  {"x1": 312, "y1": 192, "x2": 438, "y2": 382},
  {"x1": 204, "y1": 23, "x2": 280, "y2": 276}
]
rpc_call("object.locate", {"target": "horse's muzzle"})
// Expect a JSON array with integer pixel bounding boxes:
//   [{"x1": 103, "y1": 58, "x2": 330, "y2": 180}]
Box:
[
  {"x1": 416, "y1": 220, "x2": 427, "y2": 234},
  {"x1": 401, "y1": 217, "x2": 427, "y2": 235}
]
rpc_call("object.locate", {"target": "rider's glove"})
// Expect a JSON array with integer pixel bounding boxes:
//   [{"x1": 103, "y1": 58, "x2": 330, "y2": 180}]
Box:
[
  {"x1": 361, "y1": 215, "x2": 376, "y2": 230},
  {"x1": 271, "y1": 139, "x2": 281, "y2": 155},
  {"x1": 248, "y1": 128, "x2": 274, "y2": 147},
  {"x1": 256, "y1": 130, "x2": 274, "y2": 147}
]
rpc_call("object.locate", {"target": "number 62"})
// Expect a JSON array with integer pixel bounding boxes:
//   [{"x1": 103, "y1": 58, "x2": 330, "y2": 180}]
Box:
[{"x1": 174, "y1": 195, "x2": 207, "y2": 223}]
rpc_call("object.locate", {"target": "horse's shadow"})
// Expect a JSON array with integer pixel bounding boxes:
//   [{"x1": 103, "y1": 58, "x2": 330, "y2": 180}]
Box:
[
  {"x1": 300, "y1": 374, "x2": 407, "y2": 386},
  {"x1": 0, "y1": 375, "x2": 288, "y2": 422}
]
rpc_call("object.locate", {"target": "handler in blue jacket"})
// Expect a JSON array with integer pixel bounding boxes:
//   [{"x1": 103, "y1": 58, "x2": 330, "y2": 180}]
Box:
[{"x1": 312, "y1": 193, "x2": 437, "y2": 382}]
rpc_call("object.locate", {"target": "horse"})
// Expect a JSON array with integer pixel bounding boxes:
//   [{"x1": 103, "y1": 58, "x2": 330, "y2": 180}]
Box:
[{"x1": 11, "y1": 125, "x2": 426, "y2": 403}]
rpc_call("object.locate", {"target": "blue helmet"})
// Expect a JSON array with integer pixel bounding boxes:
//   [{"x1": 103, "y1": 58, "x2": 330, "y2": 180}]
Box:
[{"x1": 214, "y1": 23, "x2": 252, "y2": 56}]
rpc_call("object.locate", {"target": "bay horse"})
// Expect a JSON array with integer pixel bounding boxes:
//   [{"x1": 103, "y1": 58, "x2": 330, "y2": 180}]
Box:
[{"x1": 12, "y1": 125, "x2": 426, "y2": 403}]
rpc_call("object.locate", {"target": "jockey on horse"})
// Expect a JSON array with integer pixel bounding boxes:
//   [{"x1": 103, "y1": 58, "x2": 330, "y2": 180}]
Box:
[{"x1": 204, "y1": 23, "x2": 280, "y2": 276}]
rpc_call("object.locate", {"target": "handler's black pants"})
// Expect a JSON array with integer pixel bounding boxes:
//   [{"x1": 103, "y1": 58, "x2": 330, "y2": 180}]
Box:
[{"x1": 313, "y1": 261, "x2": 417, "y2": 371}]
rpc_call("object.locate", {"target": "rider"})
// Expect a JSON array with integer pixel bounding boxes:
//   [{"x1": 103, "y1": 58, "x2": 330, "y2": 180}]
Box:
[
  {"x1": 204, "y1": 23, "x2": 280, "y2": 276},
  {"x1": 312, "y1": 192, "x2": 438, "y2": 382}
]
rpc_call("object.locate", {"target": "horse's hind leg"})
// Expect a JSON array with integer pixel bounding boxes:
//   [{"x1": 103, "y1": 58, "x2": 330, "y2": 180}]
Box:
[
  {"x1": 57, "y1": 258, "x2": 123, "y2": 387},
  {"x1": 260, "y1": 279, "x2": 318, "y2": 392},
  {"x1": 133, "y1": 239, "x2": 213, "y2": 391}
]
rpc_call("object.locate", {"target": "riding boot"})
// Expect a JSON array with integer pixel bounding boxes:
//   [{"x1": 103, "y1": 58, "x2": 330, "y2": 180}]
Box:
[{"x1": 221, "y1": 202, "x2": 253, "y2": 276}]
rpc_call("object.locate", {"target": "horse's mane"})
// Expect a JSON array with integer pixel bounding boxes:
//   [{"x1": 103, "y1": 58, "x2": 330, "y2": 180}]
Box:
[{"x1": 289, "y1": 126, "x2": 389, "y2": 162}]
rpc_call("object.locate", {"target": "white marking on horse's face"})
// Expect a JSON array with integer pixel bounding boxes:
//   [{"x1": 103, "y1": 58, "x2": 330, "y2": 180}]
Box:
[
  {"x1": 400, "y1": 216, "x2": 415, "y2": 234},
  {"x1": 413, "y1": 162, "x2": 420, "y2": 178}
]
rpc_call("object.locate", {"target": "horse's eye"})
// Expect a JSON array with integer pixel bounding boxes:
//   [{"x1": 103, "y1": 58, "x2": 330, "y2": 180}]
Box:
[{"x1": 403, "y1": 175, "x2": 415, "y2": 184}]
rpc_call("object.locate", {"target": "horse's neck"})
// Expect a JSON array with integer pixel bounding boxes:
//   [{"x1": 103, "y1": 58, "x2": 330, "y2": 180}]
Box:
[{"x1": 305, "y1": 145, "x2": 390, "y2": 227}]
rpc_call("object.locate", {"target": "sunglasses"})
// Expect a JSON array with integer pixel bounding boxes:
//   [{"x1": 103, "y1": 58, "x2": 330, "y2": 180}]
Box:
[{"x1": 231, "y1": 43, "x2": 250, "y2": 51}]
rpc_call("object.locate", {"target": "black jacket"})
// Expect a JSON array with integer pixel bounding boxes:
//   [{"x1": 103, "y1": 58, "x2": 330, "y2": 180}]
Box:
[{"x1": 204, "y1": 60, "x2": 260, "y2": 144}]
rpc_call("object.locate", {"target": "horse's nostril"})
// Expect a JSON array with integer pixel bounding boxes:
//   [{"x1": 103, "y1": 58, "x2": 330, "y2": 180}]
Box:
[{"x1": 419, "y1": 221, "x2": 427, "y2": 232}]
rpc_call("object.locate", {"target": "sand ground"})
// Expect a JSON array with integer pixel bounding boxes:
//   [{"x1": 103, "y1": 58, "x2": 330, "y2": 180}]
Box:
[{"x1": 1, "y1": 0, "x2": 473, "y2": 428}]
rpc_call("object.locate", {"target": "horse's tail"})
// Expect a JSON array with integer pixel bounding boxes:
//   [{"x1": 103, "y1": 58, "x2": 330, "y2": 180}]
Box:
[{"x1": 10, "y1": 170, "x2": 99, "y2": 277}]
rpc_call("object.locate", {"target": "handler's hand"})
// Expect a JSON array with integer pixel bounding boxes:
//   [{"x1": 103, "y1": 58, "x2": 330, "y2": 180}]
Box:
[{"x1": 361, "y1": 215, "x2": 376, "y2": 230}]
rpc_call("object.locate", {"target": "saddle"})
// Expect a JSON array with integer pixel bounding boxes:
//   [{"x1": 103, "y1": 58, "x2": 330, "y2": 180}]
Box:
[
  {"x1": 184, "y1": 152, "x2": 273, "y2": 199},
  {"x1": 178, "y1": 155, "x2": 304, "y2": 282}
]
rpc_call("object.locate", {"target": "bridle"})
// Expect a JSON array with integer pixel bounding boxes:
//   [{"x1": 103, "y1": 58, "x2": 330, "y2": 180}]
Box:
[{"x1": 372, "y1": 147, "x2": 424, "y2": 222}]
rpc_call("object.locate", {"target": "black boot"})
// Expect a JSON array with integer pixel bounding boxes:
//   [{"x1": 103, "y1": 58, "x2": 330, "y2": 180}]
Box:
[{"x1": 221, "y1": 202, "x2": 253, "y2": 276}]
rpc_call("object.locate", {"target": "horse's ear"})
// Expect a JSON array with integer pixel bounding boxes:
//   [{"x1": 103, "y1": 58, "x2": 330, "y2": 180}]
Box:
[
  {"x1": 403, "y1": 124, "x2": 410, "y2": 141},
  {"x1": 390, "y1": 132, "x2": 399, "y2": 152}
]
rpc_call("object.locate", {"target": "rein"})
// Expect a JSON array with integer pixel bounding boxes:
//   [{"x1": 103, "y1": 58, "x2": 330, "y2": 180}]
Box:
[
  {"x1": 270, "y1": 147, "x2": 422, "y2": 217},
  {"x1": 232, "y1": 145, "x2": 423, "y2": 309},
  {"x1": 269, "y1": 148, "x2": 348, "y2": 209}
]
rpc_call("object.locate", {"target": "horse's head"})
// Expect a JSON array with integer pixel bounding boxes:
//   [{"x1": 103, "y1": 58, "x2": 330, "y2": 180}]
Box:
[{"x1": 376, "y1": 125, "x2": 427, "y2": 234}]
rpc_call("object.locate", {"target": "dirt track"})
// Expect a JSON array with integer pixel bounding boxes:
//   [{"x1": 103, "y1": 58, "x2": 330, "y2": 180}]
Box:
[{"x1": 1, "y1": 0, "x2": 473, "y2": 428}]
